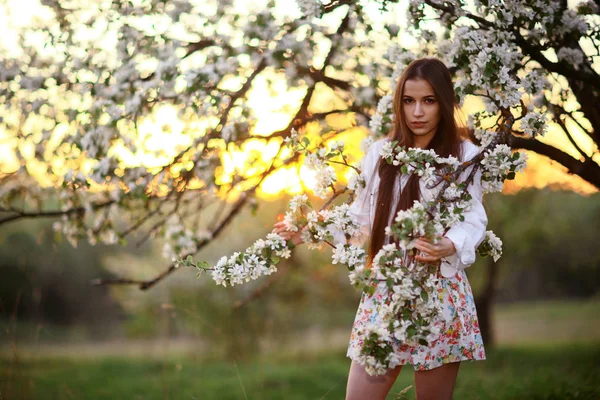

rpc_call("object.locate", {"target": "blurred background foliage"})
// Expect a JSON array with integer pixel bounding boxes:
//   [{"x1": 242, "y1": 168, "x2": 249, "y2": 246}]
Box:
[{"x1": 1, "y1": 188, "x2": 599, "y2": 354}]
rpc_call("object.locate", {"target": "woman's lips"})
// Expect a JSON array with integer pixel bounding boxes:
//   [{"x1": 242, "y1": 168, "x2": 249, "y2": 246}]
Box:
[{"x1": 411, "y1": 121, "x2": 427, "y2": 127}]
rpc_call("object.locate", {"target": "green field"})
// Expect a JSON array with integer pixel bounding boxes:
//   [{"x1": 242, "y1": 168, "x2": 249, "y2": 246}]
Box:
[
  {"x1": 2, "y1": 299, "x2": 600, "y2": 399},
  {"x1": 2, "y1": 344, "x2": 599, "y2": 400}
]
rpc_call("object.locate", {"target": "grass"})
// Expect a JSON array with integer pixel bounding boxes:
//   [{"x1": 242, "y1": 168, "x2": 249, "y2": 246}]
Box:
[
  {"x1": 2, "y1": 298, "x2": 599, "y2": 399},
  {"x1": 1, "y1": 343, "x2": 599, "y2": 400},
  {"x1": 492, "y1": 298, "x2": 600, "y2": 345}
]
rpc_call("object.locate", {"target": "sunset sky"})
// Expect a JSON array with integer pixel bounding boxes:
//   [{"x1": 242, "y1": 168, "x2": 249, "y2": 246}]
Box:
[{"x1": 0, "y1": 0, "x2": 597, "y2": 200}]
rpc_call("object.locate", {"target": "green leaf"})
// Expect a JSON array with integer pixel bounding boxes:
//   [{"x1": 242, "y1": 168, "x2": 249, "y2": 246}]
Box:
[{"x1": 196, "y1": 261, "x2": 210, "y2": 269}]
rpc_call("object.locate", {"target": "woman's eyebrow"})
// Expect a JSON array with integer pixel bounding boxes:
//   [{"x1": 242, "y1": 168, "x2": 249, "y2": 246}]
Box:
[{"x1": 402, "y1": 94, "x2": 435, "y2": 98}]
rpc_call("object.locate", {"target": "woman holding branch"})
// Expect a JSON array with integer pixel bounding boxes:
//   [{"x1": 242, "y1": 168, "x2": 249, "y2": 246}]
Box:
[{"x1": 273, "y1": 58, "x2": 487, "y2": 400}]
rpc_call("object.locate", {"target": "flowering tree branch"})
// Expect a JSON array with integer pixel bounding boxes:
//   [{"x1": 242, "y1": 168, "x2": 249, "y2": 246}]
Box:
[
  {"x1": 509, "y1": 136, "x2": 600, "y2": 188},
  {"x1": 409, "y1": 0, "x2": 600, "y2": 188}
]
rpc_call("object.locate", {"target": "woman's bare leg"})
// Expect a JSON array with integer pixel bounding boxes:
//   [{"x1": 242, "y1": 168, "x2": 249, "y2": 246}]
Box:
[
  {"x1": 414, "y1": 362, "x2": 460, "y2": 400},
  {"x1": 345, "y1": 361, "x2": 403, "y2": 400}
]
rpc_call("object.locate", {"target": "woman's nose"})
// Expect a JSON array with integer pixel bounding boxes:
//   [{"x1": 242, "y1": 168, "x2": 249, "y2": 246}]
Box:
[{"x1": 413, "y1": 102, "x2": 424, "y2": 116}]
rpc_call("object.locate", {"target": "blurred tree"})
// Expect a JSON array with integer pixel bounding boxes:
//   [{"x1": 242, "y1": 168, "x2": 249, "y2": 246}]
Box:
[
  {"x1": 471, "y1": 189, "x2": 600, "y2": 345},
  {"x1": 0, "y1": 0, "x2": 597, "y2": 293},
  {"x1": 0, "y1": 221, "x2": 125, "y2": 340}
]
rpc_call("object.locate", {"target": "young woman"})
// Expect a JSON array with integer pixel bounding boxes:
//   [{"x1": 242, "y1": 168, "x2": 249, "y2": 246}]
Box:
[{"x1": 273, "y1": 58, "x2": 487, "y2": 400}]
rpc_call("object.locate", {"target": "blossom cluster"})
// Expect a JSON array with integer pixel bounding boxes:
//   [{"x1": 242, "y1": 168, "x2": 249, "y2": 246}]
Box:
[
  {"x1": 352, "y1": 254, "x2": 443, "y2": 375},
  {"x1": 332, "y1": 243, "x2": 367, "y2": 279},
  {"x1": 380, "y1": 141, "x2": 461, "y2": 186},
  {"x1": 285, "y1": 129, "x2": 347, "y2": 199},
  {"x1": 178, "y1": 232, "x2": 293, "y2": 286},
  {"x1": 179, "y1": 129, "x2": 372, "y2": 284},
  {"x1": 295, "y1": 0, "x2": 322, "y2": 19},
  {"x1": 519, "y1": 110, "x2": 548, "y2": 138},
  {"x1": 476, "y1": 230, "x2": 503, "y2": 262},
  {"x1": 162, "y1": 218, "x2": 202, "y2": 262},
  {"x1": 480, "y1": 144, "x2": 528, "y2": 193},
  {"x1": 369, "y1": 94, "x2": 393, "y2": 136},
  {"x1": 427, "y1": 15, "x2": 551, "y2": 135}
]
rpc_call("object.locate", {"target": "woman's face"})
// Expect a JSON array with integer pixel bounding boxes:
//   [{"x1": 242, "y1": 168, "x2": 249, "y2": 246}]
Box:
[{"x1": 402, "y1": 78, "x2": 441, "y2": 143}]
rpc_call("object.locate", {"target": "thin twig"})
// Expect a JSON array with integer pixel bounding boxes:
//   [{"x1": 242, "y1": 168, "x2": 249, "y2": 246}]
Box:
[{"x1": 0, "y1": 200, "x2": 115, "y2": 227}]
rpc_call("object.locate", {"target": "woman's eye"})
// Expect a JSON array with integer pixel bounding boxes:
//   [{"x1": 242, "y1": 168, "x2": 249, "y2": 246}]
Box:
[
  {"x1": 403, "y1": 98, "x2": 413, "y2": 104},
  {"x1": 425, "y1": 98, "x2": 436, "y2": 104}
]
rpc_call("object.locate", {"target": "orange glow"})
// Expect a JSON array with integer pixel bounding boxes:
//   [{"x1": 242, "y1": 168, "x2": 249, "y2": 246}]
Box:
[{"x1": 504, "y1": 151, "x2": 597, "y2": 195}]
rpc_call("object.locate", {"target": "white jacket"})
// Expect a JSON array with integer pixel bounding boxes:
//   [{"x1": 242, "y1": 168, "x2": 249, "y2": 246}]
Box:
[{"x1": 332, "y1": 138, "x2": 488, "y2": 279}]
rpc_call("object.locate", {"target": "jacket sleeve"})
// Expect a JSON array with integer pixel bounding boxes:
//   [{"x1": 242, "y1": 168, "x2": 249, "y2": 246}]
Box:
[
  {"x1": 329, "y1": 141, "x2": 380, "y2": 247},
  {"x1": 440, "y1": 144, "x2": 488, "y2": 278}
]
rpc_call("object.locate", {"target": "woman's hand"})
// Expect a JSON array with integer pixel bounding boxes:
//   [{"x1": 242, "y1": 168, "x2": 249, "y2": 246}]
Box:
[
  {"x1": 271, "y1": 221, "x2": 304, "y2": 246},
  {"x1": 413, "y1": 236, "x2": 456, "y2": 264}
]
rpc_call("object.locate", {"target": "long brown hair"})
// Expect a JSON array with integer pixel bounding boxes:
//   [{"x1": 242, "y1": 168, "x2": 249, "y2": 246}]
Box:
[{"x1": 367, "y1": 58, "x2": 466, "y2": 266}]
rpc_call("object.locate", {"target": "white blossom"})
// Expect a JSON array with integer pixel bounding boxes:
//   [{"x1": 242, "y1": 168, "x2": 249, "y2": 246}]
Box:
[
  {"x1": 475, "y1": 230, "x2": 503, "y2": 262},
  {"x1": 519, "y1": 111, "x2": 548, "y2": 137},
  {"x1": 295, "y1": 0, "x2": 321, "y2": 19},
  {"x1": 474, "y1": 129, "x2": 496, "y2": 149},
  {"x1": 312, "y1": 165, "x2": 337, "y2": 199},
  {"x1": 557, "y1": 47, "x2": 585, "y2": 70},
  {"x1": 282, "y1": 211, "x2": 298, "y2": 232},
  {"x1": 347, "y1": 170, "x2": 365, "y2": 195},
  {"x1": 289, "y1": 194, "x2": 308, "y2": 212}
]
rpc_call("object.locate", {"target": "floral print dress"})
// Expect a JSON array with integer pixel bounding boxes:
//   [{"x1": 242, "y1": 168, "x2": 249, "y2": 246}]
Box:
[
  {"x1": 338, "y1": 138, "x2": 487, "y2": 371},
  {"x1": 346, "y1": 270, "x2": 486, "y2": 371}
]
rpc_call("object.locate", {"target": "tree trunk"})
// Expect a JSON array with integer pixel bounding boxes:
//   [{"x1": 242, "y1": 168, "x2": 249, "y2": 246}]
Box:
[{"x1": 474, "y1": 256, "x2": 499, "y2": 348}]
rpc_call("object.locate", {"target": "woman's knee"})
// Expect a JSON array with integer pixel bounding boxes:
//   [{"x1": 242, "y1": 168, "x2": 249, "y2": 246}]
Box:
[
  {"x1": 346, "y1": 361, "x2": 402, "y2": 400},
  {"x1": 414, "y1": 362, "x2": 460, "y2": 400}
]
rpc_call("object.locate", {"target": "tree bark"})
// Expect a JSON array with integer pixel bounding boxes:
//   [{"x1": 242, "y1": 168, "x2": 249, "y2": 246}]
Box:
[{"x1": 509, "y1": 136, "x2": 600, "y2": 189}]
